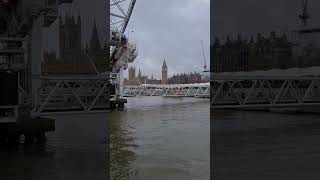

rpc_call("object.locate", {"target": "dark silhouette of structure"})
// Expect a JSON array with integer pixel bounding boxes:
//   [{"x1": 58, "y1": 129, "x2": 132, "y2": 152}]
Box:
[
  {"x1": 161, "y1": 59, "x2": 168, "y2": 84},
  {"x1": 124, "y1": 66, "x2": 161, "y2": 85},
  {"x1": 212, "y1": 32, "x2": 292, "y2": 72},
  {"x1": 299, "y1": 0, "x2": 310, "y2": 26},
  {"x1": 42, "y1": 15, "x2": 108, "y2": 75},
  {"x1": 124, "y1": 59, "x2": 203, "y2": 85},
  {"x1": 168, "y1": 72, "x2": 202, "y2": 84}
]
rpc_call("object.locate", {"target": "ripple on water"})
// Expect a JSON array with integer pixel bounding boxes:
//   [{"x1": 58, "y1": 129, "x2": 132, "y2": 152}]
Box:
[{"x1": 111, "y1": 96, "x2": 210, "y2": 180}]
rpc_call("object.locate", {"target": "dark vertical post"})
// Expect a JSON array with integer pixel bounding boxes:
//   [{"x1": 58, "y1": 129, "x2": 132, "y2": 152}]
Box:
[{"x1": 106, "y1": 1, "x2": 110, "y2": 179}]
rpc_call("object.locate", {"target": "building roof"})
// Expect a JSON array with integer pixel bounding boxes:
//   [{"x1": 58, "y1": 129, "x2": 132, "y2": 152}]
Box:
[
  {"x1": 213, "y1": 66, "x2": 320, "y2": 77},
  {"x1": 162, "y1": 59, "x2": 167, "y2": 67},
  {"x1": 140, "y1": 82, "x2": 210, "y2": 87}
]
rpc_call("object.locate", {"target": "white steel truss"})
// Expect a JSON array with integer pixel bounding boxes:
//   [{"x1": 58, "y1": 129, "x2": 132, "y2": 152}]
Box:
[
  {"x1": 110, "y1": 0, "x2": 137, "y2": 96},
  {"x1": 211, "y1": 76, "x2": 320, "y2": 108},
  {"x1": 110, "y1": 0, "x2": 136, "y2": 33},
  {"x1": 32, "y1": 76, "x2": 110, "y2": 115},
  {"x1": 121, "y1": 83, "x2": 210, "y2": 98}
]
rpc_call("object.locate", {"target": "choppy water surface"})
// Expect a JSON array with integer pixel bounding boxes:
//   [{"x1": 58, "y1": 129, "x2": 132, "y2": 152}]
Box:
[
  {"x1": 110, "y1": 96, "x2": 210, "y2": 180},
  {"x1": 212, "y1": 109, "x2": 320, "y2": 180},
  {"x1": 2, "y1": 96, "x2": 319, "y2": 180},
  {"x1": 0, "y1": 96, "x2": 209, "y2": 180},
  {"x1": 0, "y1": 113, "x2": 109, "y2": 180}
]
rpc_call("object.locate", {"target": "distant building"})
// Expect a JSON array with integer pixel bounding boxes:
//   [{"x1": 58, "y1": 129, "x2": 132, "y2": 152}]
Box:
[
  {"x1": 249, "y1": 32, "x2": 292, "y2": 71},
  {"x1": 124, "y1": 59, "x2": 203, "y2": 85},
  {"x1": 128, "y1": 66, "x2": 136, "y2": 80},
  {"x1": 161, "y1": 59, "x2": 168, "y2": 84},
  {"x1": 168, "y1": 72, "x2": 202, "y2": 84},
  {"x1": 147, "y1": 74, "x2": 162, "y2": 84},
  {"x1": 124, "y1": 67, "x2": 162, "y2": 85},
  {"x1": 42, "y1": 15, "x2": 108, "y2": 75},
  {"x1": 212, "y1": 31, "x2": 293, "y2": 73},
  {"x1": 124, "y1": 59, "x2": 168, "y2": 85},
  {"x1": 213, "y1": 34, "x2": 250, "y2": 72},
  {"x1": 137, "y1": 69, "x2": 148, "y2": 84},
  {"x1": 124, "y1": 66, "x2": 137, "y2": 85}
]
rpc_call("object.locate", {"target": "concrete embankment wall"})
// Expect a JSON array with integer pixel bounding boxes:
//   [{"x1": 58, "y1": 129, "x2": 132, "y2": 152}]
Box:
[{"x1": 237, "y1": 106, "x2": 320, "y2": 114}]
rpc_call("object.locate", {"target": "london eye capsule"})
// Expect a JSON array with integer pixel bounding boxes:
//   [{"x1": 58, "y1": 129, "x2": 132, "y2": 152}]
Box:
[{"x1": 110, "y1": 30, "x2": 128, "y2": 46}]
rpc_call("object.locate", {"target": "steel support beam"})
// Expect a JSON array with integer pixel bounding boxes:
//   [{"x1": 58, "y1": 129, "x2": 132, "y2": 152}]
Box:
[{"x1": 211, "y1": 77, "x2": 320, "y2": 109}]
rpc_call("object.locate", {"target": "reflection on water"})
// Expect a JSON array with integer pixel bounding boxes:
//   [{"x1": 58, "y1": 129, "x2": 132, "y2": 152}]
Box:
[
  {"x1": 110, "y1": 111, "x2": 137, "y2": 180},
  {"x1": 212, "y1": 110, "x2": 320, "y2": 180},
  {"x1": 0, "y1": 97, "x2": 209, "y2": 180},
  {"x1": 111, "y1": 96, "x2": 210, "y2": 180},
  {"x1": 0, "y1": 114, "x2": 109, "y2": 180}
]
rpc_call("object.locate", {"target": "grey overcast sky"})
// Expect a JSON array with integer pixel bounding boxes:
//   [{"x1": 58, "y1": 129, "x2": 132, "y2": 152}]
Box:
[
  {"x1": 124, "y1": 0, "x2": 210, "y2": 79},
  {"x1": 43, "y1": 0, "x2": 210, "y2": 79},
  {"x1": 213, "y1": 0, "x2": 320, "y2": 42}
]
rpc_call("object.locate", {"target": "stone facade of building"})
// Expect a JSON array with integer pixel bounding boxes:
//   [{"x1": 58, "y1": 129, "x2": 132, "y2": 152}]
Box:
[
  {"x1": 124, "y1": 67, "x2": 148, "y2": 85},
  {"x1": 212, "y1": 31, "x2": 293, "y2": 73},
  {"x1": 168, "y1": 72, "x2": 202, "y2": 84},
  {"x1": 128, "y1": 66, "x2": 136, "y2": 81},
  {"x1": 161, "y1": 59, "x2": 168, "y2": 84},
  {"x1": 124, "y1": 59, "x2": 168, "y2": 85},
  {"x1": 42, "y1": 15, "x2": 108, "y2": 75},
  {"x1": 124, "y1": 59, "x2": 204, "y2": 85},
  {"x1": 147, "y1": 77, "x2": 162, "y2": 85},
  {"x1": 124, "y1": 67, "x2": 162, "y2": 85}
]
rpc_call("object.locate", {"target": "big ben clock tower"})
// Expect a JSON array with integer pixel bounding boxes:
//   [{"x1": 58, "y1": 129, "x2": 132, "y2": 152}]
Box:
[{"x1": 162, "y1": 59, "x2": 168, "y2": 84}]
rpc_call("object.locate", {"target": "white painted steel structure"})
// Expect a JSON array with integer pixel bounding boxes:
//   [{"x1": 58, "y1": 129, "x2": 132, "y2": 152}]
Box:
[
  {"x1": 121, "y1": 83, "x2": 210, "y2": 97},
  {"x1": 110, "y1": 0, "x2": 137, "y2": 71},
  {"x1": 211, "y1": 66, "x2": 320, "y2": 108},
  {"x1": 110, "y1": 0, "x2": 137, "y2": 95},
  {"x1": 32, "y1": 75, "x2": 109, "y2": 115},
  {"x1": 110, "y1": 0, "x2": 136, "y2": 34},
  {"x1": 30, "y1": 0, "x2": 138, "y2": 115},
  {"x1": 0, "y1": 1, "x2": 74, "y2": 119}
]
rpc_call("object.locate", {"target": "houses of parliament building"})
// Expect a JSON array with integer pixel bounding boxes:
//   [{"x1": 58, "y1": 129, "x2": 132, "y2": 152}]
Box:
[
  {"x1": 124, "y1": 59, "x2": 202, "y2": 85},
  {"x1": 42, "y1": 15, "x2": 108, "y2": 75},
  {"x1": 212, "y1": 31, "x2": 293, "y2": 73},
  {"x1": 124, "y1": 60, "x2": 167, "y2": 85}
]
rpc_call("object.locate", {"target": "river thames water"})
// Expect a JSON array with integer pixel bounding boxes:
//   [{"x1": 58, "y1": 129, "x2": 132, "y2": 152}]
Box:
[
  {"x1": 110, "y1": 96, "x2": 210, "y2": 180},
  {"x1": 212, "y1": 109, "x2": 320, "y2": 180},
  {"x1": 0, "y1": 96, "x2": 209, "y2": 180},
  {"x1": 2, "y1": 96, "x2": 319, "y2": 180}
]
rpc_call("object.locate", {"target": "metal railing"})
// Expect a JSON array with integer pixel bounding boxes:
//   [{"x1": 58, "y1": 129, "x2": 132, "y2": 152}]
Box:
[
  {"x1": 32, "y1": 76, "x2": 110, "y2": 115},
  {"x1": 211, "y1": 77, "x2": 320, "y2": 108},
  {"x1": 121, "y1": 83, "x2": 210, "y2": 97}
]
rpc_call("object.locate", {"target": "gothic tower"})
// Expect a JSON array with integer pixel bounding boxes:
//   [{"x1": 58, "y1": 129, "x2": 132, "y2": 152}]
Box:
[
  {"x1": 43, "y1": 15, "x2": 106, "y2": 75},
  {"x1": 128, "y1": 66, "x2": 135, "y2": 80},
  {"x1": 162, "y1": 59, "x2": 168, "y2": 84},
  {"x1": 89, "y1": 20, "x2": 101, "y2": 52},
  {"x1": 59, "y1": 14, "x2": 82, "y2": 58},
  {"x1": 138, "y1": 68, "x2": 141, "y2": 78},
  {"x1": 87, "y1": 20, "x2": 107, "y2": 73},
  {"x1": 59, "y1": 14, "x2": 82, "y2": 73}
]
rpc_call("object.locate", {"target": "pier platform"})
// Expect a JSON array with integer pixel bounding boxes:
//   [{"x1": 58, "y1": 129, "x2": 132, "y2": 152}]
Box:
[
  {"x1": 0, "y1": 117, "x2": 55, "y2": 145},
  {"x1": 110, "y1": 97, "x2": 127, "y2": 110}
]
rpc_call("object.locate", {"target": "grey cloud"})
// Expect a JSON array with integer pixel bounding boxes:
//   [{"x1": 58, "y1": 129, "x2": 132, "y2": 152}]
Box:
[
  {"x1": 42, "y1": 0, "x2": 209, "y2": 79},
  {"x1": 125, "y1": 0, "x2": 210, "y2": 79},
  {"x1": 213, "y1": 0, "x2": 320, "y2": 41}
]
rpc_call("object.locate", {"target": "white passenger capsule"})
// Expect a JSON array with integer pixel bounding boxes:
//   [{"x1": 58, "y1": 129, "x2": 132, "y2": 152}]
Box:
[{"x1": 110, "y1": 30, "x2": 128, "y2": 46}]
